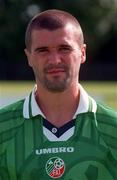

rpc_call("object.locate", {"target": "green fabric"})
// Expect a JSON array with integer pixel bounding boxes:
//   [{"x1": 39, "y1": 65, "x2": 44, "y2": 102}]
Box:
[{"x1": 0, "y1": 99, "x2": 117, "y2": 179}]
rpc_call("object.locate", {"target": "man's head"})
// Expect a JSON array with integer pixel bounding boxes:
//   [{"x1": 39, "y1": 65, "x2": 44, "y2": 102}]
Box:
[
  {"x1": 25, "y1": 9, "x2": 84, "y2": 51},
  {"x1": 25, "y1": 9, "x2": 86, "y2": 93}
]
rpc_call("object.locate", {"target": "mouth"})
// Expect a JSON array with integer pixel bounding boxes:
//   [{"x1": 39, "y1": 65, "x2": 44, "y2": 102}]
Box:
[
  {"x1": 47, "y1": 68, "x2": 65, "y2": 74},
  {"x1": 44, "y1": 64, "x2": 68, "y2": 78}
]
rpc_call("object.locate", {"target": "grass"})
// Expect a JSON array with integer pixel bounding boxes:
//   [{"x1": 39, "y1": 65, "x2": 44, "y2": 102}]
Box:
[{"x1": 0, "y1": 81, "x2": 117, "y2": 109}]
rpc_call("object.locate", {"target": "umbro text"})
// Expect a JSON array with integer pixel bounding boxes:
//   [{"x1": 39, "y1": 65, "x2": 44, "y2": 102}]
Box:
[{"x1": 35, "y1": 147, "x2": 74, "y2": 155}]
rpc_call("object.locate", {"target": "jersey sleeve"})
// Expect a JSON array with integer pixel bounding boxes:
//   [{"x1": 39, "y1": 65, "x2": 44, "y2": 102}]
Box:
[{"x1": 96, "y1": 103, "x2": 117, "y2": 161}]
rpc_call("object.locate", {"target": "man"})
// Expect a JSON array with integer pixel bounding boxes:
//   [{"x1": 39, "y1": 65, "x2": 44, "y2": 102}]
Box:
[{"x1": 0, "y1": 9, "x2": 117, "y2": 180}]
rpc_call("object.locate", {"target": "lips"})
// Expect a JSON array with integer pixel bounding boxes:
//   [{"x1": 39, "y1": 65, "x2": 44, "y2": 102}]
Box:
[
  {"x1": 44, "y1": 64, "x2": 68, "y2": 76},
  {"x1": 46, "y1": 68, "x2": 65, "y2": 74}
]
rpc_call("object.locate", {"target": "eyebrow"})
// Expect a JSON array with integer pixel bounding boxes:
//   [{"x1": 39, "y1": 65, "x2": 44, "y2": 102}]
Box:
[
  {"x1": 34, "y1": 43, "x2": 73, "y2": 52},
  {"x1": 59, "y1": 44, "x2": 73, "y2": 48},
  {"x1": 34, "y1": 46, "x2": 48, "y2": 52}
]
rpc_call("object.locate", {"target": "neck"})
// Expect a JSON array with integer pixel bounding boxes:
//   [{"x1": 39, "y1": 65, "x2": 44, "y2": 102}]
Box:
[{"x1": 35, "y1": 83, "x2": 80, "y2": 127}]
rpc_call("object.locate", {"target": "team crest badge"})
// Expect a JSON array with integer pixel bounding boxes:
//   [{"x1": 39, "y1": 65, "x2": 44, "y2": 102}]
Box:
[{"x1": 46, "y1": 157, "x2": 65, "y2": 178}]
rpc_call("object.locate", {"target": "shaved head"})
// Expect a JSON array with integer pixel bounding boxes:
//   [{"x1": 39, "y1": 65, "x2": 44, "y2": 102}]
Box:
[{"x1": 25, "y1": 9, "x2": 84, "y2": 51}]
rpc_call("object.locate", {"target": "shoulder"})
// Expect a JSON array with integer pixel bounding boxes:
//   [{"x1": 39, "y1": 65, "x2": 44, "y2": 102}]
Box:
[
  {"x1": 96, "y1": 102, "x2": 117, "y2": 125},
  {"x1": 95, "y1": 102, "x2": 117, "y2": 150},
  {"x1": 0, "y1": 99, "x2": 24, "y2": 117},
  {"x1": 0, "y1": 99, "x2": 25, "y2": 131}
]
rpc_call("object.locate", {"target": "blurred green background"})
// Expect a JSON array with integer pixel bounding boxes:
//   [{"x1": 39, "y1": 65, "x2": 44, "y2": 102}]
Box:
[{"x1": 0, "y1": 81, "x2": 117, "y2": 110}]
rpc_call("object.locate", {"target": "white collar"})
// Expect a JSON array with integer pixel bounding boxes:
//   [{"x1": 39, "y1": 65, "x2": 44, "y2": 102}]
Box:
[{"x1": 23, "y1": 84, "x2": 97, "y2": 119}]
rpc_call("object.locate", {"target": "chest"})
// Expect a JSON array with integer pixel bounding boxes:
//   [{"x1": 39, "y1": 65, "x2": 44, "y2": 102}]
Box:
[{"x1": 2, "y1": 115, "x2": 117, "y2": 180}]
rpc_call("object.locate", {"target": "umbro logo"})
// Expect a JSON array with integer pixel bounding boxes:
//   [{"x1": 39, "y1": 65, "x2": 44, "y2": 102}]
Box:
[{"x1": 35, "y1": 146, "x2": 74, "y2": 155}]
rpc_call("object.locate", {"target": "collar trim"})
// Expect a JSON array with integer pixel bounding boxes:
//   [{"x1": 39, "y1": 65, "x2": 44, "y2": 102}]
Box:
[{"x1": 23, "y1": 85, "x2": 97, "y2": 119}]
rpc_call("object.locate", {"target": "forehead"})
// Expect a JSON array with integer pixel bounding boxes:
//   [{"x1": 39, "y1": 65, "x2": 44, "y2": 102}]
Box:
[{"x1": 31, "y1": 24, "x2": 79, "y2": 47}]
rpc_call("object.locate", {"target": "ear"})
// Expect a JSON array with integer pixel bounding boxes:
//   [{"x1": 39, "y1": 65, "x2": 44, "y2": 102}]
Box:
[
  {"x1": 24, "y1": 48, "x2": 32, "y2": 67},
  {"x1": 81, "y1": 44, "x2": 86, "y2": 64}
]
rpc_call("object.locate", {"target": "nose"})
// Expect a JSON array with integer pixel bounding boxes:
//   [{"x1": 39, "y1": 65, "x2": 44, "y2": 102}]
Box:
[{"x1": 48, "y1": 50, "x2": 62, "y2": 64}]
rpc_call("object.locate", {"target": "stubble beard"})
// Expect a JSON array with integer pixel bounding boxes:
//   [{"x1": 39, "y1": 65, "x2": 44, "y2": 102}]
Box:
[
  {"x1": 43, "y1": 74, "x2": 70, "y2": 92},
  {"x1": 37, "y1": 65, "x2": 71, "y2": 93}
]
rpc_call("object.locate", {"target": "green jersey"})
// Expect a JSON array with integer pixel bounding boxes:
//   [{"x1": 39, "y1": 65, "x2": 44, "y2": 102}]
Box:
[{"x1": 0, "y1": 89, "x2": 117, "y2": 179}]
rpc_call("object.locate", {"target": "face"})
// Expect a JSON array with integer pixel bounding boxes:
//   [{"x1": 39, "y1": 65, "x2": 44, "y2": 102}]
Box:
[{"x1": 25, "y1": 24, "x2": 86, "y2": 93}]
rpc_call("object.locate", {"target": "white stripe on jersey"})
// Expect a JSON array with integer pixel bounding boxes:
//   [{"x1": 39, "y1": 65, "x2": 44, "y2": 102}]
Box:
[{"x1": 43, "y1": 126, "x2": 75, "y2": 141}]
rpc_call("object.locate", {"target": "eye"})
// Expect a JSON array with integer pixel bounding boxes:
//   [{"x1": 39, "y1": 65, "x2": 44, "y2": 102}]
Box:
[{"x1": 59, "y1": 45, "x2": 73, "y2": 54}]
